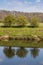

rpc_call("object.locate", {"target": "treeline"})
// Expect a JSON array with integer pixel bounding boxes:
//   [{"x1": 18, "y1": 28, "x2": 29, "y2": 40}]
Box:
[{"x1": 0, "y1": 14, "x2": 40, "y2": 27}]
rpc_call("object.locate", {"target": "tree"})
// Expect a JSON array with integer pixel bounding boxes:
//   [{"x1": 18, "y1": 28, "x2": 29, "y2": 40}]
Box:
[
  {"x1": 3, "y1": 46, "x2": 15, "y2": 58},
  {"x1": 4, "y1": 14, "x2": 15, "y2": 27},
  {"x1": 30, "y1": 16, "x2": 39, "y2": 27},
  {"x1": 16, "y1": 16, "x2": 28, "y2": 27},
  {"x1": 16, "y1": 47, "x2": 28, "y2": 58},
  {"x1": 30, "y1": 48, "x2": 39, "y2": 58}
]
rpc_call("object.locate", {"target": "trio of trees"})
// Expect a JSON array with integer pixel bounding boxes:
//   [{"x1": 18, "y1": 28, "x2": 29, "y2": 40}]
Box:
[
  {"x1": 2, "y1": 14, "x2": 39, "y2": 27},
  {"x1": 3, "y1": 47, "x2": 39, "y2": 58}
]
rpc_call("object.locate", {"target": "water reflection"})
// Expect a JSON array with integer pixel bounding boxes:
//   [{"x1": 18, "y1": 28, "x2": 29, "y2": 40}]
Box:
[
  {"x1": 0, "y1": 47, "x2": 43, "y2": 65},
  {"x1": 3, "y1": 46, "x2": 15, "y2": 58},
  {"x1": 3, "y1": 47, "x2": 40, "y2": 59},
  {"x1": 30, "y1": 48, "x2": 39, "y2": 58},
  {"x1": 16, "y1": 47, "x2": 28, "y2": 58}
]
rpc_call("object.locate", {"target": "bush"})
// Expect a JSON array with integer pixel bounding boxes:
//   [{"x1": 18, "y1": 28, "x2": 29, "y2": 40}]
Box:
[{"x1": 30, "y1": 16, "x2": 39, "y2": 27}]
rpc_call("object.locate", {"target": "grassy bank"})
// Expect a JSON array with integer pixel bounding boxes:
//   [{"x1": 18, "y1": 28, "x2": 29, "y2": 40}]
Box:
[
  {"x1": 0, "y1": 27, "x2": 43, "y2": 37},
  {"x1": 0, "y1": 27, "x2": 43, "y2": 47}
]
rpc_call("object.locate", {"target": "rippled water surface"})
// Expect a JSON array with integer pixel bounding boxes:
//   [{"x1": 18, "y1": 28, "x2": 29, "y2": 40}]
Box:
[{"x1": 0, "y1": 47, "x2": 43, "y2": 65}]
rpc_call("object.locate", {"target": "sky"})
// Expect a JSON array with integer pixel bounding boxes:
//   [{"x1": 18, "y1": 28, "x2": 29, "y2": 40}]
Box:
[{"x1": 0, "y1": 0, "x2": 43, "y2": 12}]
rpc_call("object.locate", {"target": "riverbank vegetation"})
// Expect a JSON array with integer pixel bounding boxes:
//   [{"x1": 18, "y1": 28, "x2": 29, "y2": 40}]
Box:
[
  {"x1": 0, "y1": 27, "x2": 43, "y2": 37},
  {"x1": 0, "y1": 14, "x2": 41, "y2": 27},
  {"x1": 0, "y1": 28, "x2": 43, "y2": 42},
  {"x1": 0, "y1": 14, "x2": 43, "y2": 42}
]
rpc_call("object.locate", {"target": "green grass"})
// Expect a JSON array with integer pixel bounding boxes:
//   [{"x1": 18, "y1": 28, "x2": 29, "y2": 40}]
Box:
[
  {"x1": 0, "y1": 27, "x2": 43, "y2": 37},
  {"x1": 0, "y1": 26, "x2": 43, "y2": 47},
  {"x1": 39, "y1": 23, "x2": 43, "y2": 27}
]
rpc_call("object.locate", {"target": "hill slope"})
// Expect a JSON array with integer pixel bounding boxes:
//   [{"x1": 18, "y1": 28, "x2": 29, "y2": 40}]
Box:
[{"x1": 0, "y1": 10, "x2": 43, "y2": 22}]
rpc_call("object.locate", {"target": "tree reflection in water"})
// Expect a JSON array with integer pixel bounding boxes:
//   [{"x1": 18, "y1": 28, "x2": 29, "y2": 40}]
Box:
[
  {"x1": 16, "y1": 47, "x2": 28, "y2": 58},
  {"x1": 30, "y1": 48, "x2": 39, "y2": 58},
  {"x1": 3, "y1": 46, "x2": 15, "y2": 58},
  {"x1": 3, "y1": 47, "x2": 39, "y2": 58}
]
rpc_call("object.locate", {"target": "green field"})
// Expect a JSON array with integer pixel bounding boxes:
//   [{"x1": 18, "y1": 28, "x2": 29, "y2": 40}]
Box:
[
  {"x1": 0, "y1": 27, "x2": 43, "y2": 37},
  {"x1": 39, "y1": 23, "x2": 43, "y2": 27},
  {"x1": 0, "y1": 24, "x2": 43, "y2": 47}
]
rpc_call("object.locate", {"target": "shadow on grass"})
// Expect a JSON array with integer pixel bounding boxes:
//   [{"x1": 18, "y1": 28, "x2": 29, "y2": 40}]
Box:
[{"x1": 1, "y1": 26, "x2": 38, "y2": 28}]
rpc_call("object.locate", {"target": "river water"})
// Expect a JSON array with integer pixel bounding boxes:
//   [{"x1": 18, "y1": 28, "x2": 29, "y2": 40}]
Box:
[{"x1": 0, "y1": 47, "x2": 43, "y2": 65}]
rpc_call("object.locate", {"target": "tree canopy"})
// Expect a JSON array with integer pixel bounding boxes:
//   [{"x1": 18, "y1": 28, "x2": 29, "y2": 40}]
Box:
[
  {"x1": 30, "y1": 16, "x2": 39, "y2": 27},
  {"x1": 16, "y1": 16, "x2": 28, "y2": 26},
  {"x1": 4, "y1": 14, "x2": 15, "y2": 27}
]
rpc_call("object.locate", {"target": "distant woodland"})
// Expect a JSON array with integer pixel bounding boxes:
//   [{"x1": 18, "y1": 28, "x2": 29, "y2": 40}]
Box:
[{"x1": 0, "y1": 10, "x2": 43, "y2": 22}]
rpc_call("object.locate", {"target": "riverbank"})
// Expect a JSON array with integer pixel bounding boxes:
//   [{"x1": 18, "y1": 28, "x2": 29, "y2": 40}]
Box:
[
  {"x1": 0, "y1": 27, "x2": 43, "y2": 37},
  {"x1": 0, "y1": 27, "x2": 43, "y2": 41},
  {"x1": 0, "y1": 27, "x2": 43, "y2": 47}
]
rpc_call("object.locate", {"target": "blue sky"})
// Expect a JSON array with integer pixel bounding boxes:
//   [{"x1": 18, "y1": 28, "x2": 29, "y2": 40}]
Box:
[{"x1": 0, "y1": 0, "x2": 43, "y2": 12}]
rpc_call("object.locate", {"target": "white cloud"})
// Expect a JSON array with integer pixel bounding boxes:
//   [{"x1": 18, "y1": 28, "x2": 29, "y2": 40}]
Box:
[
  {"x1": 1, "y1": 0, "x2": 43, "y2": 12},
  {"x1": 24, "y1": 1, "x2": 32, "y2": 4},
  {"x1": 24, "y1": 1, "x2": 28, "y2": 4},
  {"x1": 7, "y1": 2, "x2": 12, "y2": 5},
  {"x1": 17, "y1": 2, "x2": 23, "y2": 5},
  {"x1": 11, "y1": 4, "x2": 43, "y2": 13},
  {"x1": 36, "y1": 0, "x2": 41, "y2": 2},
  {"x1": 7, "y1": 1, "x2": 23, "y2": 6}
]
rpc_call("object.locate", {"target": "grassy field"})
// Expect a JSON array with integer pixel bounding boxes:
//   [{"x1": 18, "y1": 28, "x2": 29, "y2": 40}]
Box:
[
  {"x1": 0, "y1": 23, "x2": 43, "y2": 47},
  {"x1": 0, "y1": 27, "x2": 43, "y2": 37},
  {"x1": 39, "y1": 23, "x2": 43, "y2": 27}
]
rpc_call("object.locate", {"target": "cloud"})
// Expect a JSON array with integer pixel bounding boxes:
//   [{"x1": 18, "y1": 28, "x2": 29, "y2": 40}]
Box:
[
  {"x1": 36, "y1": 0, "x2": 41, "y2": 2},
  {"x1": 7, "y1": 2, "x2": 12, "y2": 5},
  {"x1": 11, "y1": 3, "x2": 43, "y2": 13},
  {"x1": 0, "y1": 0, "x2": 43, "y2": 12},
  {"x1": 7, "y1": 1, "x2": 23, "y2": 6},
  {"x1": 24, "y1": 1, "x2": 32, "y2": 4}
]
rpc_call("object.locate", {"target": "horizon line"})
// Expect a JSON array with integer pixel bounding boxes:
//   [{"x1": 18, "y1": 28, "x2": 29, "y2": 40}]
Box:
[{"x1": 0, "y1": 9, "x2": 43, "y2": 13}]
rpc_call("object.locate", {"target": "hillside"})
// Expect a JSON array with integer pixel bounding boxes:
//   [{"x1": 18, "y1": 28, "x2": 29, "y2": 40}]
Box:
[{"x1": 0, "y1": 10, "x2": 43, "y2": 22}]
